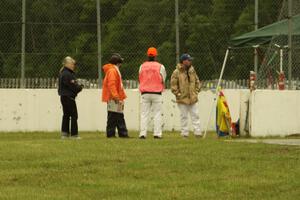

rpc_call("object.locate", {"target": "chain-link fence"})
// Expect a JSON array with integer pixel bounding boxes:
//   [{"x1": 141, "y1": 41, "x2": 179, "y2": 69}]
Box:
[
  {"x1": 0, "y1": 0, "x2": 295, "y2": 89},
  {"x1": 255, "y1": 0, "x2": 300, "y2": 89}
]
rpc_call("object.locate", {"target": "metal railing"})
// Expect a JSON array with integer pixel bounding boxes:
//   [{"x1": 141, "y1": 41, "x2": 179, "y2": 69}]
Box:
[{"x1": 2, "y1": 78, "x2": 300, "y2": 90}]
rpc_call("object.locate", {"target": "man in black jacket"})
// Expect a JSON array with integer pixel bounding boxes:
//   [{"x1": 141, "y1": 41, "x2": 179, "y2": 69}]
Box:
[{"x1": 58, "y1": 56, "x2": 83, "y2": 139}]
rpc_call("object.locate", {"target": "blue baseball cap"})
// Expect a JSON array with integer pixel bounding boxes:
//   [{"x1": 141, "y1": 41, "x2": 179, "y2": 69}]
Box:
[{"x1": 180, "y1": 53, "x2": 193, "y2": 62}]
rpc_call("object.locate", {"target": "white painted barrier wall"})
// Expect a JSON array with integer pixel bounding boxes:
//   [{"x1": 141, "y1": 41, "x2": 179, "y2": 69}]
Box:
[
  {"x1": 249, "y1": 90, "x2": 300, "y2": 137},
  {"x1": 0, "y1": 89, "x2": 241, "y2": 133},
  {"x1": 1, "y1": 89, "x2": 298, "y2": 137}
]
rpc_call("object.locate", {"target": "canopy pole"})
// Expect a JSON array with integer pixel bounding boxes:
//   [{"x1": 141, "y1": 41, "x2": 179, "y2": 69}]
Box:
[
  {"x1": 203, "y1": 48, "x2": 230, "y2": 139},
  {"x1": 274, "y1": 44, "x2": 289, "y2": 73},
  {"x1": 280, "y1": 48, "x2": 283, "y2": 72}
]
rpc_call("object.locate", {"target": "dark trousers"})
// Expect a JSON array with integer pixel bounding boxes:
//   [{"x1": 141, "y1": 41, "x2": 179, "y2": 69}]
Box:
[
  {"x1": 106, "y1": 111, "x2": 128, "y2": 137},
  {"x1": 60, "y1": 96, "x2": 78, "y2": 136}
]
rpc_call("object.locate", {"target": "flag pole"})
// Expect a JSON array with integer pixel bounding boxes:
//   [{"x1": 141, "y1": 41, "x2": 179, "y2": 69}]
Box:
[{"x1": 203, "y1": 48, "x2": 230, "y2": 138}]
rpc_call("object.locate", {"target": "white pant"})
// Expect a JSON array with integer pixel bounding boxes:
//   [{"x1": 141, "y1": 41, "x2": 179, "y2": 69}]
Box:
[
  {"x1": 140, "y1": 94, "x2": 163, "y2": 137},
  {"x1": 177, "y1": 103, "x2": 202, "y2": 136}
]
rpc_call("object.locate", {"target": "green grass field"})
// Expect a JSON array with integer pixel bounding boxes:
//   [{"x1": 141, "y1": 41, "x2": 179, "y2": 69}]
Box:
[{"x1": 0, "y1": 132, "x2": 299, "y2": 200}]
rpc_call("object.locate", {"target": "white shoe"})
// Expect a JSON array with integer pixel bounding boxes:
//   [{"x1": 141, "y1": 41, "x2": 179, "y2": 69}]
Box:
[
  {"x1": 71, "y1": 136, "x2": 81, "y2": 140},
  {"x1": 61, "y1": 132, "x2": 69, "y2": 139},
  {"x1": 195, "y1": 135, "x2": 203, "y2": 138}
]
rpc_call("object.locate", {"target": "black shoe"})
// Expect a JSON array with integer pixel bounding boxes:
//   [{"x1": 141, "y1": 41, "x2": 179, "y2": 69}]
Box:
[
  {"x1": 154, "y1": 136, "x2": 162, "y2": 139},
  {"x1": 139, "y1": 135, "x2": 146, "y2": 139}
]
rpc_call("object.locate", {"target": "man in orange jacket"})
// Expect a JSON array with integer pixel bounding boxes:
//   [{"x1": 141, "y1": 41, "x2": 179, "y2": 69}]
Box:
[{"x1": 102, "y1": 53, "x2": 129, "y2": 138}]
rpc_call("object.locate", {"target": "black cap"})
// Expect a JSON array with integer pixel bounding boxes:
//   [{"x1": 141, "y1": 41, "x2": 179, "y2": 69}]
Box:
[{"x1": 109, "y1": 53, "x2": 124, "y2": 64}]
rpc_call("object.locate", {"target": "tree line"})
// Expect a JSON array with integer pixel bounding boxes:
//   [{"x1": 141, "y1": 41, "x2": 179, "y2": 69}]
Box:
[{"x1": 0, "y1": 0, "x2": 282, "y2": 80}]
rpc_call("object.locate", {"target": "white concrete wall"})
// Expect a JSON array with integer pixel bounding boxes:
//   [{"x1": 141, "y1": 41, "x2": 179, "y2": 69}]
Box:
[
  {"x1": 249, "y1": 90, "x2": 300, "y2": 137},
  {"x1": 2, "y1": 89, "x2": 298, "y2": 137},
  {"x1": 0, "y1": 89, "x2": 241, "y2": 133}
]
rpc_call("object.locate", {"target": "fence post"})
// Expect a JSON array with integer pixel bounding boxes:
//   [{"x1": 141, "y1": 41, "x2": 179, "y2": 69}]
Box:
[
  {"x1": 21, "y1": 0, "x2": 26, "y2": 88},
  {"x1": 288, "y1": 0, "x2": 292, "y2": 89},
  {"x1": 96, "y1": 0, "x2": 102, "y2": 88},
  {"x1": 175, "y1": 0, "x2": 180, "y2": 64},
  {"x1": 254, "y1": 0, "x2": 258, "y2": 73}
]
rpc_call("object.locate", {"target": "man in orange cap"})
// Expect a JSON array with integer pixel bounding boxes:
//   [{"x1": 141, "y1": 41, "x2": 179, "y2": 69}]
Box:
[{"x1": 138, "y1": 47, "x2": 166, "y2": 139}]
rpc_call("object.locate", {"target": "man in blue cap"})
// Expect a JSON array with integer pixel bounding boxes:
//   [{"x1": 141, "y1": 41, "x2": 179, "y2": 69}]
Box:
[{"x1": 170, "y1": 53, "x2": 202, "y2": 138}]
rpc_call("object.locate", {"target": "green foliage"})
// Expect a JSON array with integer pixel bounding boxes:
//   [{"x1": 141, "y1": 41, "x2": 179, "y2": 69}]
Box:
[{"x1": 0, "y1": 0, "x2": 284, "y2": 79}]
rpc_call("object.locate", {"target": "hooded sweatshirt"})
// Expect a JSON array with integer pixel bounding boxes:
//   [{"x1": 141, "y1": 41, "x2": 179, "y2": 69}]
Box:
[{"x1": 102, "y1": 63, "x2": 127, "y2": 102}]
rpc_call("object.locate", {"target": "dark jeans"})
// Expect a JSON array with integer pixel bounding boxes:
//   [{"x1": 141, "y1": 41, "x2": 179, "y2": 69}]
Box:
[
  {"x1": 60, "y1": 96, "x2": 78, "y2": 136},
  {"x1": 106, "y1": 111, "x2": 128, "y2": 137}
]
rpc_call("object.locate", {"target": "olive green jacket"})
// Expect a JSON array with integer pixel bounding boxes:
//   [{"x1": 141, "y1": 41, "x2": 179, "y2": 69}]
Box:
[{"x1": 170, "y1": 63, "x2": 201, "y2": 105}]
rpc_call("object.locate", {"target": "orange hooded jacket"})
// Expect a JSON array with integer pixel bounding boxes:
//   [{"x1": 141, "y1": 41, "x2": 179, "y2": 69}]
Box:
[{"x1": 102, "y1": 63, "x2": 127, "y2": 102}]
